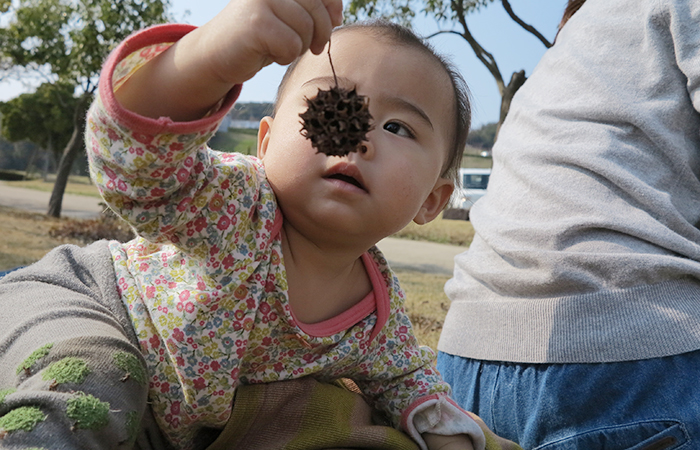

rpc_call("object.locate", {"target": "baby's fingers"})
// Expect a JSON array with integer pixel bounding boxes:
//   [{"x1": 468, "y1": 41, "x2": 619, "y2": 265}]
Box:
[
  {"x1": 326, "y1": 0, "x2": 344, "y2": 27},
  {"x1": 269, "y1": 0, "x2": 342, "y2": 59},
  {"x1": 305, "y1": 0, "x2": 343, "y2": 54}
]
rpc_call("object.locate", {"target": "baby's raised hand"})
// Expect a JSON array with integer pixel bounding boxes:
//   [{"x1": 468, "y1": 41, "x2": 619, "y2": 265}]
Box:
[
  {"x1": 116, "y1": 0, "x2": 342, "y2": 121},
  {"x1": 199, "y1": 0, "x2": 344, "y2": 86}
]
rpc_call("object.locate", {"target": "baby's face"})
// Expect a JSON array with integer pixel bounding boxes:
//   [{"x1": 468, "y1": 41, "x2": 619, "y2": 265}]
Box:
[{"x1": 258, "y1": 29, "x2": 455, "y2": 249}]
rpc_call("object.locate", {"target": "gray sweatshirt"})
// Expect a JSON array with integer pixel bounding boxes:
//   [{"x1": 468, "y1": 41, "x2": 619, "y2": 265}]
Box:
[{"x1": 439, "y1": 0, "x2": 700, "y2": 363}]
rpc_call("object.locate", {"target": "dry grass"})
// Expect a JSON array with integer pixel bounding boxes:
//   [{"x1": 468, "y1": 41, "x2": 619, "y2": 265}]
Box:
[
  {"x1": 0, "y1": 206, "x2": 86, "y2": 270},
  {"x1": 0, "y1": 204, "x2": 134, "y2": 271},
  {"x1": 394, "y1": 269, "x2": 451, "y2": 351},
  {"x1": 0, "y1": 206, "x2": 451, "y2": 350},
  {"x1": 0, "y1": 179, "x2": 473, "y2": 352}
]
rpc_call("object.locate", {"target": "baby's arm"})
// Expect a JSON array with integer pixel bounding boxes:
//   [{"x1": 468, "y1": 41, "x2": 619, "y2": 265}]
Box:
[
  {"x1": 348, "y1": 324, "x2": 486, "y2": 449},
  {"x1": 116, "y1": 0, "x2": 343, "y2": 121},
  {"x1": 342, "y1": 250, "x2": 522, "y2": 450},
  {"x1": 87, "y1": 0, "x2": 342, "y2": 247}
]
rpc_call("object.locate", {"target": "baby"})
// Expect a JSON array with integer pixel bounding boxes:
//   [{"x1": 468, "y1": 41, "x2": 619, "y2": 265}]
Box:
[{"x1": 5, "y1": 0, "x2": 486, "y2": 449}]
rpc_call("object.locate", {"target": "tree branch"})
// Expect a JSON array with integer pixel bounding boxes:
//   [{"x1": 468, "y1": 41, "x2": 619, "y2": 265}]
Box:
[
  {"x1": 501, "y1": 0, "x2": 552, "y2": 48},
  {"x1": 424, "y1": 29, "x2": 464, "y2": 40},
  {"x1": 451, "y1": 0, "x2": 505, "y2": 95}
]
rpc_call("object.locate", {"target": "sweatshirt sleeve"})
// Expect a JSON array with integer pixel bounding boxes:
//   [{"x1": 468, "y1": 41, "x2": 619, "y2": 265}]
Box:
[
  {"x1": 85, "y1": 24, "x2": 277, "y2": 261},
  {"x1": 668, "y1": 0, "x2": 700, "y2": 116}
]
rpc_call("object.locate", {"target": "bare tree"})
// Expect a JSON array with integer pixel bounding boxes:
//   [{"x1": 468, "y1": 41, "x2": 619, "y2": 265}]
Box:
[
  {"x1": 0, "y1": 0, "x2": 171, "y2": 217},
  {"x1": 347, "y1": 0, "x2": 553, "y2": 134}
]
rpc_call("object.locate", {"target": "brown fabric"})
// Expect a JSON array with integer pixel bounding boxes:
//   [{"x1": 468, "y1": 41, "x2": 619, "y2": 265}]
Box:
[
  {"x1": 207, "y1": 377, "x2": 524, "y2": 450},
  {"x1": 207, "y1": 377, "x2": 418, "y2": 450}
]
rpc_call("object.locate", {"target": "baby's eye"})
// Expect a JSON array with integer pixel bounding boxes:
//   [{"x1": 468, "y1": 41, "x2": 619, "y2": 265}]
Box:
[{"x1": 383, "y1": 121, "x2": 415, "y2": 139}]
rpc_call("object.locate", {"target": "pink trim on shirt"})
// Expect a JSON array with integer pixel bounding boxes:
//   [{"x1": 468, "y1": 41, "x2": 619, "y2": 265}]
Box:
[
  {"x1": 292, "y1": 252, "x2": 390, "y2": 341},
  {"x1": 268, "y1": 210, "x2": 284, "y2": 247},
  {"x1": 366, "y1": 251, "x2": 390, "y2": 342},
  {"x1": 99, "y1": 23, "x2": 241, "y2": 135},
  {"x1": 295, "y1": 291, "x2": 377, "y2": 338}
]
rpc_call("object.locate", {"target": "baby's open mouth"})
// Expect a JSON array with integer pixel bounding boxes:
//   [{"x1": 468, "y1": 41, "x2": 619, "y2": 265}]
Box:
[
  {"x1": 326, "y1": 173, "x2": 366, "y2": 191},
  {"x1": 324, "y1": 162, "x2": 368, "y2": 192}
]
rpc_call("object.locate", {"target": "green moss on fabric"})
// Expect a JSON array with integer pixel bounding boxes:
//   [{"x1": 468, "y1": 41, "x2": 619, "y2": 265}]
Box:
[
  {"x1": 16, "y1": 343, "x2": 54, "y2": 375},
  {"x1": 0, "y1": 406, "x2": 46, "y2": 432},
  {"x1": 125, "y1": 410, "x2": 140, "y2": 443},
  {"x1": 0, "y1": 388, "x2": 17, "y2": 406},
  {"x1": 113, "y1": 351, "x2": 146, "y2": 385},
  {"x1": 42, "y1": 357, "x2": 91, "y2": 385},
  {"x1": 66, "y1": 393, "x2": 110, "y2": 430}
]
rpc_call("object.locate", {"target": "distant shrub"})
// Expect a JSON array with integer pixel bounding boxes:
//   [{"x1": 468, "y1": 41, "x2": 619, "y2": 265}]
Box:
[
  {"x1": 466, "y1": 122, "x2": 497, "y2": 149},
  {"x1": 0, "y1": 170, "x2": 26, "y2": 181},
  {"x1": 49, "y1": 204, "x2": 134, "y2": 243}
]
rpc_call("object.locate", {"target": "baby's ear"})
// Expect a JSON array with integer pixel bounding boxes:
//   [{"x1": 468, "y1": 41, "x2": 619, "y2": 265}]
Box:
[
  {"x1": 257, "y1": 116, "x2": 274, "y2": 159},
  {"x1": 413, "y1": 178, "x2": 454, "y2": 225}
]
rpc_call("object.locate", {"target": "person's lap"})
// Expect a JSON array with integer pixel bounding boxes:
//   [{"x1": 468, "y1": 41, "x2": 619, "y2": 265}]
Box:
[
  {"x1": 0, "y1": 241, "x2": 171, "y2": 449},
  {"x1": 438, "y1": 350, "x2": 700, "y2": 450}
]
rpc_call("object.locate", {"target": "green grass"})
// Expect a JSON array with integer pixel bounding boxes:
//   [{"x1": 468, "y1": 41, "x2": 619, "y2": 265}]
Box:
[
  {"x1": 462, "y1": 144, "x2": 493, "y2": 169},
  {"x1": 462, "y1": 155, "x2": 492, "y2": 169},
  {"x1": 209, "y1": 129, "x2": 258, "y2": 156}
]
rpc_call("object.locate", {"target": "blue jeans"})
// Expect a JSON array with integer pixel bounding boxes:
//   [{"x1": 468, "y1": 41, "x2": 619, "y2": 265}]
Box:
[
  {"x1": 0, "y1": 266, "x2": 23, "y2": 278},
  {"x1": 437, "y1": 350, "x2": 700, "y2": 450}
]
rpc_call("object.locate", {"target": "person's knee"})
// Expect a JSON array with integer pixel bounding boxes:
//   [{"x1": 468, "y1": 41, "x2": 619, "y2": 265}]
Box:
[{"x1": 1, "y1": 335, "x2": 149, "y2": 448}]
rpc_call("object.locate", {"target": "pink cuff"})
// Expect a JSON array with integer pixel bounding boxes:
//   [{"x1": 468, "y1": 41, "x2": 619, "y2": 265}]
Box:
[{"x1": 98, "y1": 23, "x2": 241, "y2": 136}]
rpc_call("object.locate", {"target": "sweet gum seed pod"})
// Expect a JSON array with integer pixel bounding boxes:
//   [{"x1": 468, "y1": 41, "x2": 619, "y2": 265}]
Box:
[{"x1": 299, "y1": 85, "x2": 373, "y2": 157}]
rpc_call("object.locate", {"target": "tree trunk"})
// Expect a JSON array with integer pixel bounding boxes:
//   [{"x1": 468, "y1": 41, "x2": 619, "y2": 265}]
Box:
[
  {"x1": 496, "y1": 69, "x2": 527, "y2": 139},
  {"x1": 47, "y1": 98, "x2": 89, "y2": 218},
  {"x1": 42, "y1": 151, "x2": 50, "y2": 181},
  {"x1": 23, "y1": 145, "x2": 39, "y2": 180}
]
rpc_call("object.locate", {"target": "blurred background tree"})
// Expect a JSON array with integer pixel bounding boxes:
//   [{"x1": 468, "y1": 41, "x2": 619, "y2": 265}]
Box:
[
  {"x1": 346, "y1": 0, "x2": 553, "y2": 136},
  {"x1": 0, "y1": 0, "x2": 171, "y2": 217},
  {"x1": 466, "y1": 122, "x2": 497, "y2": 150},
  {"x1": 0, "y1": 81, "x2": 76, "y2": 178}
]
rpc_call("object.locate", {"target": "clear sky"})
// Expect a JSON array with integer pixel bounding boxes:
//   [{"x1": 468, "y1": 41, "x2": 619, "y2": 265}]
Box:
[{"x1": 0, "y1": 0, "x2": 567, "y2": 128}]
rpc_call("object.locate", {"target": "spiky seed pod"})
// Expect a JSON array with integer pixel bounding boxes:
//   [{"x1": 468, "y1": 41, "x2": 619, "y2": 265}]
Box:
[{"x1": 299, "y1": 86, "x2": 373, "y2": 157}]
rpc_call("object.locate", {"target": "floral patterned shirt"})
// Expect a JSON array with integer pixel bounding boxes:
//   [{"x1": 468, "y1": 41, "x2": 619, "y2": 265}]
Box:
[{"x1": 86, "y1": 24, "x2": 480, "y2": 450}]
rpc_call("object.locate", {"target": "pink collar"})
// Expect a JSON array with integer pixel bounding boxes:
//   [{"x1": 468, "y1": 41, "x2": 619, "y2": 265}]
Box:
[{"x1": 292, "y1": 252, "x2": 389, "y2": 343}]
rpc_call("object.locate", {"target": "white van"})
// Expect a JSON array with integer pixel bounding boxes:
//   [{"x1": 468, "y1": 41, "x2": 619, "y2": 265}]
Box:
[{"x1": 450, "y1": 168, "x2": 490, "y2": 211}]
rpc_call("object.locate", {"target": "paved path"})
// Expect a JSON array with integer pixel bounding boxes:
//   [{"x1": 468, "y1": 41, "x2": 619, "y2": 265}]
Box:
[
  {"x1": 0, "y1": 183, "x2": 466, "y2": 274},
  {"x1": 377, "y1": 237, "x2": 463, "y2": 276},
  {"x1": 0, "y1": 181, "x2": 103, "y2": 219}
]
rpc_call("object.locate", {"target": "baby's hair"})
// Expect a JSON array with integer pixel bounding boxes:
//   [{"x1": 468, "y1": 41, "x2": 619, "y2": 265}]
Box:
[{"x1": 274, "y1": 20, "x2": 471, "y2": 187}]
